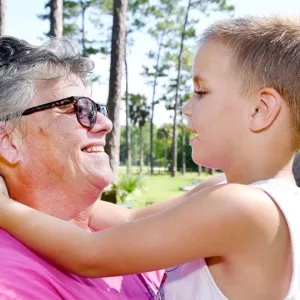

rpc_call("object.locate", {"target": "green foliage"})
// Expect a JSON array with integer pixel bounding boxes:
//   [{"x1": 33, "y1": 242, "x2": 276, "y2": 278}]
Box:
[
  {"x1": 155, "y1": 123, "x2": 172, "y2": 168},
  {"x1": 112, "y1": 173, "x2": 144, "y2": 203},
  {"x1": 119, "y1": 121, "x2": 198, "y2": 172},
  {"x1": 120, "y1": 123, "x2": 151, "y2": 167},
  {"x1": 128, "y1": 93, "x2": 150, "y2": 128},
  {"x1": 39, "y1": 0, "x2": 110, "y2": 57},
  {"x1": 125, "y1": 0, "x2": 150, "y2": 54},
  {"x1": 141, "y1": 0, "x2": 178, "y2": 88}
]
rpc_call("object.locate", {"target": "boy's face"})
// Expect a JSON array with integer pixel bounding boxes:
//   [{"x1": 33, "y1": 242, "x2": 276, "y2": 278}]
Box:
[{"x1": 183, "y1": 41, "x2": 252, "y2": 169}]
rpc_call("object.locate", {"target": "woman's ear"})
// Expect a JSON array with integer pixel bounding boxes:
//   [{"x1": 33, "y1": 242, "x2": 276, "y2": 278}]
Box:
[
  {"x1": 0, "y1": 124, "x2": 21, "y2": 165},
  {"x1": 249, "y1": 87, "x2": 282, "y2": 132}
]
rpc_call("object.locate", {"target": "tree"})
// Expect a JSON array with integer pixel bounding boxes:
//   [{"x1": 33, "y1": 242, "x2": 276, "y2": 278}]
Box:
[
  {"x1": 179, "y1": 108, "x2": 187, "y2": 175},
  {"x1": 170, "y1": 0, "x2": 192, "y2": 177},
  {"x1": 178, "y1": 49, "x2": 193, "y2": 175},
  {"x1": 129, "y1": 93, "x2": 150, "y2": 173},
  {"x1": 62, "y1": 0, "x2": 109, "y2": 56},
  {"x1": 162, "y1": 43, "x2": 193, "y2": 173},
  {"x1": 0, "y1": 0, "x2": 5, "y2": 36},
  {"x1": 39, "y1": 1, "x2": 107, "y2": 56},
  {"x1": 105, "y1": 0, "x2": 127, "y2": 178},
  {"x1": 142, "y1": 0, "x2": 178, "y2": 175},
  {"x1": 49, "y1": 0, "x2": 63, "y2": 37},
  {"x1": 124, "y1": 0, "x2": 150, "y2": 174},
  {"x1": 124, "y1": 45, "x2": 132, "y2": 174},
  {"x1": 156, "y1": 124, "x2": 173, "y2": 171}
]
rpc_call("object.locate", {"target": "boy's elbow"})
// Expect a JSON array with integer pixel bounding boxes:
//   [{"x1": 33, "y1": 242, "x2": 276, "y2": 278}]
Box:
[
  {"x1": 68, "y1": 252, "x2": 102, "y2": 278},
  {"x1": 71, "y1": 260, "x2": 115, "y2": 278},
  {"x1": 69, "y1": 242, "x2": 114, "y2": 278}
]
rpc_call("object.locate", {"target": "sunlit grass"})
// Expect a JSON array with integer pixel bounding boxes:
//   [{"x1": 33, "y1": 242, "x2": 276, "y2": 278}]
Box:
[{"x1": 118, "y1": 167, "x2": 211, "y2": 208}]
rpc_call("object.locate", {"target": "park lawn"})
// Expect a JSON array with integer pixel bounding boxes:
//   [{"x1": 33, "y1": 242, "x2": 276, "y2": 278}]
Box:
[{"x1": 128, "y1": 172, "x2": 211, "y2": 209}]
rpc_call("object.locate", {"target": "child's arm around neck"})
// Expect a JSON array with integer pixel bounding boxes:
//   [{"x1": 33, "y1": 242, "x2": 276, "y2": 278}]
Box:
[{"x1": 0, "y1": 179, "x2": 276, "y2": 278}]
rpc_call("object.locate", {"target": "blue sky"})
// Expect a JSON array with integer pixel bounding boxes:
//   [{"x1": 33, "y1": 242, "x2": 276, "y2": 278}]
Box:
[{"x1": 5, "y1": 0, "x2": 300, "y2": 126}]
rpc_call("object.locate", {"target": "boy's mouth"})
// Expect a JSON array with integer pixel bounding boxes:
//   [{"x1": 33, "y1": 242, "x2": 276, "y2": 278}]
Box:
[
  {"x1": 190, "y1": 132, "x2": 199, "y2": 139},
  {"x1": 186, "y1": 126, "x2": 198, "y2": 137}
]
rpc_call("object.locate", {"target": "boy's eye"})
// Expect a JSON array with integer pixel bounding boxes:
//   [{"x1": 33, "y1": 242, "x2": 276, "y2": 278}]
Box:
[{"x1": 194, "y1": 90, "x2": 206, "y2": 98}]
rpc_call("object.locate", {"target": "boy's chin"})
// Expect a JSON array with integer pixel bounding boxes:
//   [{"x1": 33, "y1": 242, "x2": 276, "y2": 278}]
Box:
[{"x1": 192, "y1": 154, "x2": 217, "y2": 170}]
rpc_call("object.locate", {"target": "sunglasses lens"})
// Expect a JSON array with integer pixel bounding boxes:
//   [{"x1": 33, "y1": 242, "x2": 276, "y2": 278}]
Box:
[{"x1": 76, "y1": 97, "x2": 96, "y2": 128}]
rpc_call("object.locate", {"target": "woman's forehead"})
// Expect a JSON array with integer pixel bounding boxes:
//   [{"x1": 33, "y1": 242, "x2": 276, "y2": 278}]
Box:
[{"x1": 33, "y1": 76, "x2": 88, "y2": 105}]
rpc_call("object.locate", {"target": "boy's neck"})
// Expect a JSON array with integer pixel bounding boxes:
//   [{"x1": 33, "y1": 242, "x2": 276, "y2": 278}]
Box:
[{"x1": 224, "y1": 154, "x2": 295, "y2": 185}]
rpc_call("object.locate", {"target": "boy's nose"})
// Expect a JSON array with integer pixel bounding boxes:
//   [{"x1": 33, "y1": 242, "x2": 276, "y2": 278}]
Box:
[{"x1": 182, "y1": 96, "x2": 193, "y2": 117}]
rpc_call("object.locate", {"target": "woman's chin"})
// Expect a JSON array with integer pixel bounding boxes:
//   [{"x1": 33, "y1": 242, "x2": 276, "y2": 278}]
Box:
[
  {"x1": 84, "y1": 165, "x2": 113, "y2": 191},
  {"x1": 94, "y1": 171, "x2": 113, "y2": 190}
]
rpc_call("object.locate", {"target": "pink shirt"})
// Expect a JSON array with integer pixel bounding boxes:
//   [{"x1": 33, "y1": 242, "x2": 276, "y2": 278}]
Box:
[{"x1": 0, "y1": 230, "x2": 164, "y2": 299}]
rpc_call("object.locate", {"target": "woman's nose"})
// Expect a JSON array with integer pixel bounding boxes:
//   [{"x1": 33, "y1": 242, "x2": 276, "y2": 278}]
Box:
[{"x1": 90, "y1": 113, "x2": 113, "y2": 134}]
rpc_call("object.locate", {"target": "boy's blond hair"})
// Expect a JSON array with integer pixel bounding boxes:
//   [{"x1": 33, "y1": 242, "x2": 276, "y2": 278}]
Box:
[{"x1": 200, "y1": 15, "x2": 300, "y2": 148}]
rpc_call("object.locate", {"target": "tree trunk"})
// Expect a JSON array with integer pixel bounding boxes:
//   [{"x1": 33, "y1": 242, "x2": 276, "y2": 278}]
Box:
[
  {"x1": 208, "y1": 168, "x2": 215, "y2": 175},
  {"x1": 124, "y1": 40, "x2": 131, "y2": 174},
  {"x1": 139, "y1": 126, "x2": 143, "y2": 173},
  {"x1": 181, "y1": 128, "x2": 186, "y2": 175},
  {"x1": 49, "y1": 0, "x2": 63, "y2": 37},
  {"x1": 198, "y1": 165, "x2": 201, "y2": 176},
  {"x1": 164, "y1": 140, "x2": 168, "y2": 172},
  {"x1": 171, "y1": 0, "x2": 192, "y2": 177},
  {"x1": 150, "y1": 31, "x2": 166, "y2": 175},
  {"x1": 181, "y1": 110, "x2": 186, "y2": 175},
  {"x1": 0, "y1": 0, "x2": 6, "y2": 36},
  {"x1": 134, "y1": 132, "x2": 138, "y2": 173},
  {"x1": 105, "y1": 0, "x2": 127, "y2": 178}
]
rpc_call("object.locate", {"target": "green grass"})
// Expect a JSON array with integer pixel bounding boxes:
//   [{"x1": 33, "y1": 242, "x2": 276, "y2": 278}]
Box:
[{"x1": 123, "y1": 171, "x2": 211, "y2": 208}]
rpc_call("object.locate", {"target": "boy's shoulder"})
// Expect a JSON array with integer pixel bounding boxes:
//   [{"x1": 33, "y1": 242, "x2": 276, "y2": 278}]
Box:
[
  {"x1": 214, "y1": 178, "x2": 300, "y2": 207},
  {"x1": 199, "y1": 181, "x2": 285, "y2": 239},
  {"x1": 213, "y1": 179, "x2": 300, "y2": 238},
  {"x1": 206, "y1": 181, "x2": 276, "y2": 211}
]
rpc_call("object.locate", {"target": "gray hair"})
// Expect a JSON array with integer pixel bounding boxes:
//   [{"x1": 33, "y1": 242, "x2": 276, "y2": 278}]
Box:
[{"x1": 0, "y1": 36, "x2": 94, "y2": 123}]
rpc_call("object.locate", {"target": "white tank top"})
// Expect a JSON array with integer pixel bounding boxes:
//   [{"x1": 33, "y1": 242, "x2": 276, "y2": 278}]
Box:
[{"x1": 163, "y1": 179, "x2": 300, "y2": 299}]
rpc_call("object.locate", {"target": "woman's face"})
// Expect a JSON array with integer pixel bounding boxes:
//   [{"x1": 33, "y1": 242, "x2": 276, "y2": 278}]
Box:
[{"x1": 18, "y1": 74, "x2": 113, "y2": 198}]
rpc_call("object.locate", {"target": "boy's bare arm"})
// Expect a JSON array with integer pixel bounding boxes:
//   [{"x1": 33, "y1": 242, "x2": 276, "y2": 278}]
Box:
[
  {"x1": 0, "y1": 182, "x2": 274, "y2": 278},
  {"x1": 89, "y1": 173, "x2": 226, "y2": 231}
]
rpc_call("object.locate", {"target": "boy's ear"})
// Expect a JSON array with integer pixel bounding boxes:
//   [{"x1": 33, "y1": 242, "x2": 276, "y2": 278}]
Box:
[
  {"x1": 0, "y1": 123, "x2": 21, "y2": 165},
  {"x1": 249, "y1": 87, "x2": 282, "y2": 132}
]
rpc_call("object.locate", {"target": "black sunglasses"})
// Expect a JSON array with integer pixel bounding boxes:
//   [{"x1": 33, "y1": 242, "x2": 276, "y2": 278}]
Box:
[{"x1": 8, "y1": 96, "x2": 108, "y2": 129}]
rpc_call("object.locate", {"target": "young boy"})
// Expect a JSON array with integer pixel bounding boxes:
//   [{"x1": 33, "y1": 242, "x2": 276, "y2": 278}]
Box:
[{"x1": 0, "y1": 15, "x2": 299, "y2": 299}]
